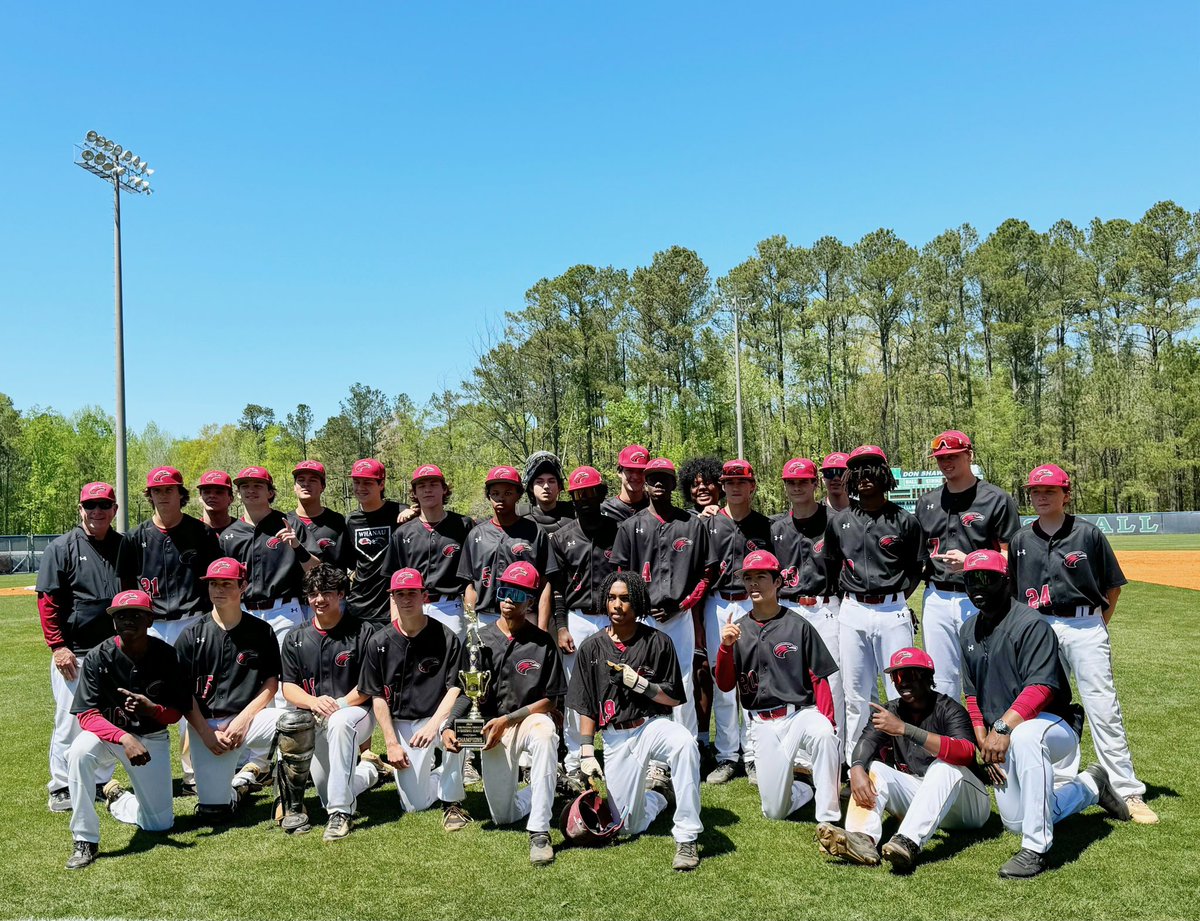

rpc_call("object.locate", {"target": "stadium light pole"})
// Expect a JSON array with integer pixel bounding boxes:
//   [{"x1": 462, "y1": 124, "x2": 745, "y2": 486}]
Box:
[
  {"x1": 725, "y1": 295, "x2": 746, "y2": 460},
  {"x1": 74, "y1": 131, "x2": 155, "y2": 532}
]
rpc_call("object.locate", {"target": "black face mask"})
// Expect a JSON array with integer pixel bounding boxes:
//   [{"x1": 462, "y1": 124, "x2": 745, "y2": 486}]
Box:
[{"x1": 965, "y1": 571, "x2": 1010, "y2": 612}]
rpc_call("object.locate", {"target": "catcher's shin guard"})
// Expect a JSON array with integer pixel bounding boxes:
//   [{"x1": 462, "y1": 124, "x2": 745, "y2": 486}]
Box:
[{"x1": 274, "y1": 709, "x2": 316, "y2": 834}]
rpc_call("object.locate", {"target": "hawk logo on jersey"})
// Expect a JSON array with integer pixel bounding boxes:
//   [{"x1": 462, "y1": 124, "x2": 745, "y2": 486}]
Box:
[
  {"x1": 772, "y1": 642, "x2": 797, "y2": 659},
  {"x1": 515, "y1": 659, "x2": 540, "y2": 674},
  {"x1": 719, "y1": 560, "x2": 729, "y2": 574},
  {"x1": 236, "y1": 651, "x2": 258, "y2": 666},
  {"x1": 266, "y1": 536, "x2": 283, "y2": 549},
  {"x1": 418, "y1": 657, "x2": 441, "y2": 674},
  {"x1": 746, "y1": 540, "x2": 760, "y2": 551},
  {"x1": 1063, "y1": 551, "x2": 1089, "y2": 568},
  {"x1": 960, "y1": 513, "x2": 984, "y2": 526},
  {"x1": 604, "y1": 549, "x2": 614, "y2": 560},
  {"x1": 317, "y1": 538, "x2": 335, "y2": 550},
  {"x1": 334, "y1": 651, "x2": 353, "y2": 667},
  {"x1": 672, "y1": 538, "x2": 692, "y2": 552},
  {"x1": 878, "y1": 536, "x2": 897, "y2": 548},
  {"x1": 813, "y1": 539, "x2": 825, "y2": 553},
  {"x1": 510, "y1": 542, "x2": 529, "y2": 555},
  {"x1": 442, "y1": 544, "x2": 459, "y2": 558}
]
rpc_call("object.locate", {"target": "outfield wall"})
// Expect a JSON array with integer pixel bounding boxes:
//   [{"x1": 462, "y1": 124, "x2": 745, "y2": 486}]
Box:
[{"x1": 1016, "y1": 512, "x2": 1200, "y2": 534}]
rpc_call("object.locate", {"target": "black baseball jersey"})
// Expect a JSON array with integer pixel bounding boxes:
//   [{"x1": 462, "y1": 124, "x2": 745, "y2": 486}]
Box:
[
  {"x1": 960, "y1": 601, "x2": 1074, "y2": 726},
  {"x1": 465, "y1": 622, "x2": 567, "y2": 719},
  {"x1": 456, "y1": 517, "x2": 558, "y2": 614},
  {"x1": 851, "y1": 693, "x2": 976, "y2": 777},
  {"x1": 1008, "y1": 516, "x2": 1128, "y2": 615},
  {"x1": 824, "y1": 502, "x2": 923, "y2": 596},
  {"x1": 600, "y1": 495, "x2": 649, "y2": 523},
  {"x1": 219, "y1": 511, "x2": 311, "y2": 606},
  {"x1": 177, "y1": 613, "x2": 282, "y2": 718},
  {"x1": 384, "y1": 513, "x2": 475, "y2": 598},
  {"x1": 550, "y1": 517, "x2": 620, "y2": 616},
  {"x1": 770, "y1": 507, "x2": 837, "y2": 599},
  {"x1": 358, "y1": 619, "x2": 462, "y2": 721},
  {"x1": 527, "y1": 502, "x2": 576, "y2": 536},
  {"x1": 281, "y1": 615, "x2": 374, "y2": 701},
  {"x1": 338, "y1": 500, "x2": 402, "y2": 625},
  {"x1": 117, "y1": 516, "x2": 221, "y2": 619},
  {"x1": 611, "y1": 507, "x2": 716, "y2": 613},
  {"x1": 706, "y1": 509, "x2": 773, "y2": 594},
  {"x1": 71, "y1": 635, "x2": 193, "y2": 736},
  {"x1": 289, "y1": 508, "x2": 346, "y2": 565},
  {"x1": 723, "y1": 608, "x2": 837, "y2": 712},
  {"x1": 566, "y1": 623, "x2": 685, "y2": 727},
  {"x1": 916, "y1": 480, "x2": 1020, "y2": 589},
  {"x1": 36, "y1": 526, "x2": 123, "y2": 654}
]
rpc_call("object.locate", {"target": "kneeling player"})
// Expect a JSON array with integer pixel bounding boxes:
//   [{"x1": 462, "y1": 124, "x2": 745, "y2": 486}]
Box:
[
  {"x1": 64, "y1": 590, "x2": 192, "y2": 869},
  {"x1": 818, "y1": 647, "x2": 987, "y2": 870},
  {"x1": 442, "y1": 563, "x2": 566, "y2": 865},
  {"x1": 359, "y1": 568, "x2": 470, "y2": 831},
  {"x1": 715, "y1": 551, "x2": 840, "y2": 823},
  {"x1": 566, "y1": 571, "x2": 703, "y2": 872}
]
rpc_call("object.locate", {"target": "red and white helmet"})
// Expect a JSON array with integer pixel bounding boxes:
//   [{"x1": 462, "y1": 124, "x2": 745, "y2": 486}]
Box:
[{"x1": 558, "y1": 790, "x2": 623, "y2": 846}]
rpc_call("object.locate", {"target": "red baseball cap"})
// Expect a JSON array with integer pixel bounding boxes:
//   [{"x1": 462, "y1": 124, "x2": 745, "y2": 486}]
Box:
[
  {"x1": 884, "y1": 647, "x2": 936, "y2": 674},
  {"x1": 389, "y1": 568, "x2": 426, "y2": 591},
  {"x1": 80, "y1": 482, "x2": 116, "y2": 503},
  {"x1": 1027, "y1": 464, "x2": 1070, "y2": 489},
  {"x1": 848, "y1": 445, "x2": 888, "y2": 466},
  {"x1": 962, "y1": 549, "x2": 1008, "y2": 575},
  {"x1": 499, "y1": 561, "x2": 540, "y2": 591},
  {"x1": 781, "y1": 458, "x2": 817, "y2": 481},
  {"x1": 644, "y1": 458, "x2": 677, "y2": 477},
  {"x1": 197, "y1": 470, "x2": 233, "y2": 490},
  {"x1": 720, "y1": 459, "x2": 755, "y2": 481},
  {"x1": 566, "y1": 466, "x2": 604, "y2": 491},
  {"x1": 485, "y1": 465, "x2": 522, "y2": 487},
  {"x1": 350, "y1": 458, "x2": 386, "y2": 480},
  {"x1": 234, "y1": 466, "x2": 273, "y2": 486},
  {"x1": 107, "y1": 589, "x2": 154, "y2": 615},
  {"x1": 411, "y1": 463, "x2": 445, "y2": 482},
  {"x1": 201, "y1": 557, "x2": 246, "y2": 581},
  {"x1": 617, "y1": 445, "x2": 651, "y2": 470},
  {"x1": 146, "y1": 466, "x2": 183, "y2": 488},
  {"x1": 293, "y1": 460, "x2": 327, "y2": 482},
  {"x1": 821, "y1": 452, "x2": 850, "y2": 471},
  {"x1": 930, "y1": 430, "x2": 972, "y2": 458},
  {"x1": 741, "y1": 550, "x2": 781, "y2": 573}
]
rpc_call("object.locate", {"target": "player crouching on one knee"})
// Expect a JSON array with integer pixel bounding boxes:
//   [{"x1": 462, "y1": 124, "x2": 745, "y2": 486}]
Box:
[
  {"x1": 565, "y1": 571, "x2": 704, "y2": 872},
  {"x1": 817, "y1": 647, "x2": 988, "y2": 871},
  {"x1": 715, "y1": 551, "x2": 841, "y2": 824},
  {"x1": 441, "y1": 563, "x2": 566, "y2": 866},
  {"x1": 64, "y1": 590, "x2": 193, "y2": 870}
]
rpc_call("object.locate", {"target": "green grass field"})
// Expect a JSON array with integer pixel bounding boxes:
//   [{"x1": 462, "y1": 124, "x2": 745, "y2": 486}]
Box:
[{"x1": 1, "y1": 577, "x2": 1195, "y2": 920}]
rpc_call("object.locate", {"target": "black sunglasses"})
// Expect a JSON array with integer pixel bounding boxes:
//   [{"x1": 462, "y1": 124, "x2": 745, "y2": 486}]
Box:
[
  {"x1": 82, "y1": 500, "x2": 114, "y2": 510},
  {"x1": 497, "y1": 586, "x2": 533, "y2": 605},
  {"x1": 821, "y1": 470, "x2": 845, "y2": 480}
]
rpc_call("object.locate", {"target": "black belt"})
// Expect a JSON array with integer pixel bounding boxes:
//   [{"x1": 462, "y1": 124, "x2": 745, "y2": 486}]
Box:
[
  {"x1": 931, "y1": 580, "x2": 964, "y2": 593},
  {"x1": 609, "y1": 717, "x2": 646, "y2": 730},
  {"x1": 245, "y1": 596, "x2": 296, "y2": 611},
  {"x1": 847, "y1": 592, "x2": 903, "y2": 604}
]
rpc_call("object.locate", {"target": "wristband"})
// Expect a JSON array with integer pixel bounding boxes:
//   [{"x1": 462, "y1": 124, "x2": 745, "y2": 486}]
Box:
[
  {"x1": 902, "y1": 723, "x2": 929, "y2": 746},
  {"x1": 508, "y1": 706, "x2": 532, "y2": 723},
  {"x1": 639, "y1": 681, "x2": 663, "y2": 700},
  {"x1": 294, "y1": 544, "x2": 312, "y2": 563}
]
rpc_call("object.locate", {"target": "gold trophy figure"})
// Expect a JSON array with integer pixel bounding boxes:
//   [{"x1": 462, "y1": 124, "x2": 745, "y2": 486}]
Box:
[{"x1": 455, "y1": 604, "x2": 491, "y2": 749}]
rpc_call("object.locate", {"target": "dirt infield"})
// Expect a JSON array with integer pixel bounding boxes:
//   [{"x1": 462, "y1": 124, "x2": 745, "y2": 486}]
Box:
[
  {"x1": 0, "y1": 586, "x2": 34, "y2": 597},
  {"x1": 1115, "y1": 550, "x2": 1200, "y2": 591}
]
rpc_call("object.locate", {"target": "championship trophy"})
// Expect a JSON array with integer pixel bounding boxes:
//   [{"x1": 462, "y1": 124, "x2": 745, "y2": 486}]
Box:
[{"x1": 455, "y1": 604, "x2": 491, "y2": 749}]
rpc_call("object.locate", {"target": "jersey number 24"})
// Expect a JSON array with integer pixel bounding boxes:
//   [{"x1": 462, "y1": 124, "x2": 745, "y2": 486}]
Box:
[{"x1": 1025, "y1": 584, "x2": 1052, "y2": 609}]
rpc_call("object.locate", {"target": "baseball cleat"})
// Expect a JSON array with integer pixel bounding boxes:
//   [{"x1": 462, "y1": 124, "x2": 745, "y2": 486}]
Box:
[
  {"x1": 232, "y1": 763, "x2": 269, "y2": 794},
  {"x1": 705, "y1": 761, "x2": 738, "y2": 785},
  {"x1": 881, "y1": 833, "x2": 920, "y2": 871},
  {"x1": 65, "y1": 840, "x2": 99, "y2": 870},
  {"x1": 816, "y1": 822, "x2": 880, "y2": 865},
  {"x1": 998, "y1": 847, "x2": 1047, "y2": 879},
  {"x1": 463, "y1": 756, "x2": 482, "y2": 786},
  {"x1": 101, "y1": 780, "x2": 125, "y2": 810},
  {"x1": 179, "y1": 781, "x2": 197, "y2": 797},
  {"x1": 442, "y1": 802, "x2": 472, "y2": 832},
  {"x1": 48, "y1": 788, "x2": 71, "y2": 813},
  {"x1": 672, "y1": 840, "x2": 700, "y2": 871},
  {"x1": 1085, "y1": 765, "x2": 1131, "y2": 821},
  {"x1": 745, "y1": 760, "x2": 758, "y2": 786},
  {"x1": 195, "y1": 803, "x2": 234, "y2": 823},
  {"x1": 1124, "y1": 795, "x2": 1158, "y2": 825},
  {"x1": 323, "y1": 812, "x2": 352, "y2": 841},
  {"x1": 529, "y1": 832, "x2": 554, "y2": 866}
]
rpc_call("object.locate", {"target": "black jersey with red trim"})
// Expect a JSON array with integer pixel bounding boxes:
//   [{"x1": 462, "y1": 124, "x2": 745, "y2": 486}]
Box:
[
  {"x1": 824, "y1": 502, "x2": 923, "y2": 596},
  {"x1": 611, "y1": 507, "x2": 716, "y2": 613},
  {"x1": 177, "y1": 613, "x2": 281, "y2": 718},
  {"x1": 384, "y1": 512, "x2": 475, "y2": 598},
  {"x1": 71, "y1": 635, "x2": 192, "y2": 735},
  {"x1": 723, "y1": 608, "x2": 837, "y2": 711},
  {"x1": 465, "y1": 622, "x2": 567, "y2": 719},
  {"x1": 35, "y1": 526, "x2": 123, "y2": 654},
  {"x1": 916, "y1": 480, "x2": 1020, "y2": 589},
  {"x1": 566, "y1": 623, "x2": 684, "y2": 727},
  {"x1": 550, "y1": 517, "x2": 619, "y2": 616},
  {"x1": 770, "y1": 506, "x2": 837, "y2": 598},
  {"x1": 456, "y1": 517, "x2": 557, "y2": 614},
  {"x1": 600, "y1": 495, "x2": 649, "y2": 523},
  {"x1": 219, "y1": 511, "x2": 311, "y2": 607},
  {"x1": 288, "y1": 508, "x2": 346, "y2": 565},
  {"x1": 960, "y1": 600, "x2": 1075, "y2": 727},
  {"x1": 337, "y1": 500, "x2": 402, "y2": 625},
  {"x1": 117, "y1": 515, "x2": 221, "y2": 619},
  {"x1": 851, "y1": 693, "x2": 976, "y2": 777},
  {"x1": 706, "y1": 509, "x2": 773, "y2": 594},
  {"x1": 1008, "y1": 516, "x2": 1127, "y2": 615},
  {"x1": 281, "y1": 615, "x2": 374, "y2": 701},
  {"x1": 358, "y1": 618, "x2": 461, "y2": 721}
]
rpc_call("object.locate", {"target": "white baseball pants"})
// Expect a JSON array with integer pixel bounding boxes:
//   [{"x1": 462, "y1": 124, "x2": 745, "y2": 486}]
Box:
[
  {"x1": 920, "y1": 587, "x2": 978, "y2": 701},
  {"x1": 648, "y1": 610, "x2": 698, "y2": 737},
  {"x1": 839, "y1": 595, "x2": 914, "y2": 764},
  {"x1": 250, "y1": 599, "x2": 305, "y2": 707},
  {"x1": 562, "y1": 610, "x2": 610, "y2": 772},
  {"x1": 48, "y1": 654, "x2": 114, "y2": 795},
  {"x1": 387, "y1": 715, "x2": 466, "y2": 813},
  {"x1": 481, "y1": 714, "x2": 558, "y2": 832},
  {"x1": 191, "y1": 708, "x2": 281, "y2": 807},
  {"x1": 784, "y1": 597, "x2": 845, "y2": 758},
  {"x1": 68, "y1": 729, "x2": 174, "y2": 845},
  {"x1": 846, "y1": 760, "x2": 990, "y2": 846},
  {"x1": 148, "y1": 615, "x2": 206, "y2": 785},
  {"x1": 425, "y1": 598, "x2": 466, "y2": 639},
  {"x1": 752, "y1": 706, "x2": 841, "y2": 822},
  {"x1": 310, "y1": 705, "x2": 377, "y2": 816},
  {"x1": 603, "y1": 717, "x2": 703, "y2": 843},
  {"x1": 702, "y1": 595, "x2": 752, "y2": 762}
]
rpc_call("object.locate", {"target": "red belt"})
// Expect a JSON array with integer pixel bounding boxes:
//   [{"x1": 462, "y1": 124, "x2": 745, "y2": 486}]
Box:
[
  {"x1": 793, "y1": 595, "x2": 834, "y2": 607},
  {"x1": 718, "y1": 591, "x2": 749, "y2": 601},
  {"x1": 752, "y1": 706, "x2": 790, "y2": 722},
  {"x1": 609, "y1": 717, "x2": 646, "y2": 731}
]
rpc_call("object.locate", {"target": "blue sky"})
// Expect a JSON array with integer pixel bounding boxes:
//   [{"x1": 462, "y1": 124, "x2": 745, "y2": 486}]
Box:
[{"x1": 3, "y1": 2, "x2": 1197, "y2": 435}]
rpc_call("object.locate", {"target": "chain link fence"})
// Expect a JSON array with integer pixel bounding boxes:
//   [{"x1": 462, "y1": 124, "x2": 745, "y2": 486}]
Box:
[{"x1": 0, "y1": 535, "x2": 58, "y2": 575}]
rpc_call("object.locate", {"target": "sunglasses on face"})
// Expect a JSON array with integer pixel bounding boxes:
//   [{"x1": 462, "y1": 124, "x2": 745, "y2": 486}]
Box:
[
  {"x1": 82, "y1": 501, "x2": 114, "y2": 510},
  {"x1": 821, "y1": 470, "x2": 845, "y2": 480},
  {"x1": 497, "y1": 586, "x2": 533, "y2": 605},
  {"x1": 963, "y1": 571, "x2": 1005, "y2": 590}
]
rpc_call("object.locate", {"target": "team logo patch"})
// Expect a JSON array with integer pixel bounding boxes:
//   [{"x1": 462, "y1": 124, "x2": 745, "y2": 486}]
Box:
[
  {"x1": 772, "y1": 642, "x2": 797, "y2": 659},
  {"x1": 960, "y1": 513, "x2": 984, "y2": 526},
  {"x1": 510, "y1": 542, "x2": 529, "y2": 555},
  {"x1": 151, "y1": 469, "x2": 176, "y2": 484},
  {"x1": 266, "y1": 536, "x2": 283, "y2": 549},
  {"x1": 515, "y1": 659, "x2": 540, "y2": 674},
  {"x1": 629, "y1": 450, "x2": 648, "y2": 463},
  {"x1": 334, "y1": 651, "x2": 353, "y2": 667},
  {"x1": 414, "y1": 465, "x2": 440, "y2": 478},
  {"x1": 878, "y1": 536, "x2": 897, "y2": 548},
  {"x1": 112, "y1": 591, "x2": 143, "y2": 607},
  {"x1": 672, "y1": 538, "x2": 692, "y2": 552},
  {"x1": 604, "y1": 549, "x2": 613, "y2": 560},
  {"x1": 418, "y1": 657, "x2": 441, "y2": 674},
  {"x1": 1063, "y1": 551, "x2": 1088, "y2": 568},
  {"x1": 813, "y1": 539, "x2": 825, "y2": 553},
  {"x1": 442, "y1": 544, "x2": 459, "y2": 558},
  {"x1": 353, "y1": 460, "x2": 374, "y2": 475},
  {"x1": 236, "y1": 651, "x2": 257, "y2": 666},
  {"x1": 210, "y1": 560, "x2": 236, "y2": 576},
  {"x1": 355, "y1": 526, "x2": 392, "y2": 562},
  {"x1": 1030, "y1": 467, "x2": 1058, "y2": 483},
  {"x1": 719, "y1": 560, "x2": 729, "y2": 574},
  {"x1": 317, "y1": 538, "x2": 334, "y2": 550},
  {"x1": 965, "y1": 551, "x2": 992, "y2": 567},
  {"x1": 87, "y1": 484, "x2": 109, "y2": 497},
  {"x1": 393, "y1": 570, "x2": 420, "y2": 586}
]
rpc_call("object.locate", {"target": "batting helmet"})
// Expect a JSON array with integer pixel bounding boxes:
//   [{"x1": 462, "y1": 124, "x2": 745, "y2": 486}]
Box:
[{"x1": 558, "y1": 790, "x2": 622, "y2": 846}]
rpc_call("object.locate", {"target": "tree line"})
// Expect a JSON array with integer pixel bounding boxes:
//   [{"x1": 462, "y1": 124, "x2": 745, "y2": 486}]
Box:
[{"x1": 2, "y1": 199, "x2": 1197, "y2": 534}]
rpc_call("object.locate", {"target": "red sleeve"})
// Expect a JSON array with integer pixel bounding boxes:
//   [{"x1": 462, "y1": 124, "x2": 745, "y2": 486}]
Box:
[
  {"x1": 937, "y1": 735, "x2": 977, "y2": 766},
  {"x1": 679, "y1": 576, "x2": 709, "y2": 612},
  {"x1": 965, "y1": 696, "x2": 984, "y2": 730},
  {"x1": 38, "y1": 594, "x2": 66, "y2": 649},
  {"x1": 811, "y1": 671, "x2": 835, "y2": 727},
  {"x1": 714, "y1": 643, "x2": 737, "y2": 693},
  {"x1": 1010, "y1": 684, "x2": 1053, "y2": 721},
  {"x1": 78, "y1": 709, "x2": 127, "y2": 744},
  {"x1": 152, "y1": 705, "x2": 184, "y2": 726}
]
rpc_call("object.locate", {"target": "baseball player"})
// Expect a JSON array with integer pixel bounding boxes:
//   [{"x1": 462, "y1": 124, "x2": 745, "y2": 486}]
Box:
[
  {"x1": 443, "y1": 563, "x2": 566, "y2": 865},
  {"x1": 1008, "y1": 463, "x2": 1156, "y2": 824},
  {"x1": 383, "y1": 464, "x2": 474, "y2": 637},
  {"x1": 700, "y1": 460, "x2": 773, "y2": 784},
  {"x1": 279, "y1": 564, "x2": 380, "y2": 840},
  {"x1": 817, "y1": 647, "x2": 988, "y2": 871},
  {"x1": 358, "y1": 567, "x2": 469, "y2": 831},
  {"x1": 63, "y1": 590, "x2": 192, "y2": 869},
  {"x1": 679, "y1": 456, "x2": 724, "y2": 517},
  {"x1": 176, "y1": 557, "x2": 282, "y2": 818},
  {"x1": 915, "y1": 430, "x2": 1020, "y2": 700},
  {"x1": 37, "y1": 482, "x2": 122, "y2": 812},
  {"x1": 524, "y1": 451, "x2": 576, "y2": 535},
  {"x1": 197, "y1": 470, "x2": 236, "y2": 536},
  {"x1": 566, "y1": 570, "x2": 703, "y2": 871},
  {"x1": 611, "y1": 457, "x2": 716, "y2": 739},
  {"x1": 601, "y1": 444, "x2": 651, "y2": 522},
  {"x1": 337, "y1": 459, "x2": 402, "y2": 627},
  {"x1": 821, "y1": 452, "x2": 851, "y2": 512},
  {"x1": 715, "y1": 550, "x2": 840, "y2": 822},
  {"x1": 959, "y1": 550, "x2": 1129, "y2": 879},
  {"x1": 824, "y1": 446, "x2": 924, "y2": 764},
  {"x1": 457, "y1": 465, "x2": 557, "y2": 628},
  {"x1": 549, "y1": 465, "x2": 619, "y2": 785},
  {"x1": 289, "y1": 460, "x2": 346, "y2": 566}
]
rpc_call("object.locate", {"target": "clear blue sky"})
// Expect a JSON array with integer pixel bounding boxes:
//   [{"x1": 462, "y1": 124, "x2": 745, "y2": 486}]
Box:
[{"x1": 3, "y1": 2, "x2": 1197, "y2": 436}]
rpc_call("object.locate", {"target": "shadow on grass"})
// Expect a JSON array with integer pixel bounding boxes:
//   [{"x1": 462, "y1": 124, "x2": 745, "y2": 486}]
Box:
[
  {"x1": 1043, "y1": 812, "x2": 1116, "y2": 870},
  {"x1": 898, "y1": 814, "x2": 1006, "y2": 870},
  {"x1": 642, "y1": 804, "x2": 738, "y2": 859},
  {"x1": 105, "y1": 826, "x2": 198, "y2": 859},
  {"x1": 1142, "y1": 781, "x2": 1180, "y2": 805}
]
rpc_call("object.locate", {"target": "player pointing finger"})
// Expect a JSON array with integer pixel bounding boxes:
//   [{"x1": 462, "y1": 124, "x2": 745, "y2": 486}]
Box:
[{"x1": 720, "y1": 610, "x2": 741, "y2": 647}]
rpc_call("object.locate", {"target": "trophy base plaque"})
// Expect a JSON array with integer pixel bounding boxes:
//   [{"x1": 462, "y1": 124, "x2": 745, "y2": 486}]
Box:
[{"x1": 454, "y1": 717, "x2": 486, "y2": 750}]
